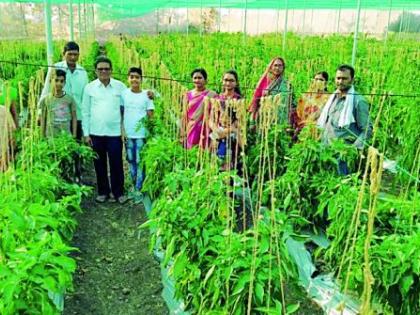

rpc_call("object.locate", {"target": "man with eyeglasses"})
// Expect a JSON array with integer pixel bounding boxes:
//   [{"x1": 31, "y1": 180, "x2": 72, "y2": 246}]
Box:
[
  {"x1": 82, "y1": 56, "x2": 128, "y2": 204},
  {"x1": 41, "y1": 41, "x2": 89, "y2": 182}
]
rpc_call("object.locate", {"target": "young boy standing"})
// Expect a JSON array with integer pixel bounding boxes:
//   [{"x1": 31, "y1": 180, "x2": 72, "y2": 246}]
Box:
[
  {"x1": 122, "y1": 67, "x2": 155, "y2": 200},
  {"x1": 40, "y1": 69, "x2": 77, "y2": 138}
]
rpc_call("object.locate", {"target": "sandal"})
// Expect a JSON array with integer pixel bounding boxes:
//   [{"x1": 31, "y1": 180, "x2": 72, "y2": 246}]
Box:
[{"x1": 95, "y1": 195, "x2": 108, "y2": 203}]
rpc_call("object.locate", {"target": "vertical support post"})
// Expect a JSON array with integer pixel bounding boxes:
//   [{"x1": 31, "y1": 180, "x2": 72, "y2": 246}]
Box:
[
  {"x1": 91, "y1": 0, "x2": 96, "y2": 40},
  {"x1": 156, "y1": 8, "x2": 159, "y2": 34},
  {"x1": 78, "y1": 0, "x2": 82, "y2": 39},
  {"x1": 257, "y1": 9, "x2": 260, "y2": 35},
  {"x1": 69, "y1": 0, "x2": 74, "y2": 41},
  {"x1": 385, "y1": 0, "x2": 392, "y2": 43},
  {"x1": 186, "y1": 6, "x2": 189, "y2": 35},
  {"x1": 200, "y1": 0, "x2": 203, "y2": 36},
  {"x1": 243, "y1": 0, "x2": 248, "y2": 42},
  {"x1": 44, "y1": 0, "x2": 54, "y2": 66},
  {"x1": 310, "y1": 8, "x2": 314, "y2": 32},
  {"x1": 405, "y1": 10, "x2": 411, "y2": 33},
  {"x1": 398, "y1": 10, "x2": 404, "y2": 36},
  {"x1": 58, "y1": 6, "x2": 63, "y2": 32},
  {"x1": 302, "y1": 0, "x2": 306, "y2": 34},
  {"x1": 20, "y1": 3, "x2": 29, "y2": 37},
  {"x1": 83, "y1": 0, "x2": 87, "y2": 38},
  {"x1": 351, "y1": 0, "x2": 362, "y2": 66},
  {"x1": 282, "y1": 0, "x2": 289, "y2": 53},
  {"x1": 218, "y1": 0, "x2": 222, "y2": 32},
  {"x1": 336, "y1": 0, "x2": 342, "y2": 33}
]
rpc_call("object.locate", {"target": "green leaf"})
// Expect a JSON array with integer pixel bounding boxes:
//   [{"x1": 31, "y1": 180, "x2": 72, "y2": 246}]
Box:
[
  {"x1": 203, "y1": 265, "x2": 216, "y2": 286},
  {"x1": 50, "y1": 255, "x2": 76, "y2": 272},
  {"x1": 283, "y1": 192, "x2": 292, "y2": 209},
  {"x1": 400, "y1": 274, "x2": 414, "y2": 295},
  {"x1": 163, "y1": 238, "x2": 175, "y2": 266},
  {"x1": 42, "y1": 276, "x2": 58, "y2": 293},
  {"x1": 259, "y1": 236, "x2": 270, "y2": 254},
  {"x1": 286, "y1": 303, "x2": 300, "y2": 314},
  {"x1": 172, "y1": 251, "x2": 188, "y2": 279},
  {"x1": 232, "y1": 271, "x2": 250, "y2": 295},
  {"x1": 255, "y1": 282, "x2": 264, "y2": 304}
]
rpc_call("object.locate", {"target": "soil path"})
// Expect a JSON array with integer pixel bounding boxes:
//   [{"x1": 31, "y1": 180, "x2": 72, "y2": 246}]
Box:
[{"x1": 64, "y1": 193, "x2": 167, "y2": 315}]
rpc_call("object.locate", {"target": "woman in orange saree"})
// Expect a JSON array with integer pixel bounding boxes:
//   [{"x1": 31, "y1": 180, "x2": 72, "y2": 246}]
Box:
[{"x1": 294, "y1": 71, "x2": 329, "y2": 136}]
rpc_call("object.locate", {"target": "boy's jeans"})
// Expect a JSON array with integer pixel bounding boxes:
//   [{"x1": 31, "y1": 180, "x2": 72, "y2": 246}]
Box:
[{"x1": 126, "y1": 138, "x2": 145, "y2": 190}]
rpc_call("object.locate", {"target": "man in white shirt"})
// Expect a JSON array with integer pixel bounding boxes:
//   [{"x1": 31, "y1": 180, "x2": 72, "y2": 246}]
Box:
[
  {"x1": 82, "y1": 56, "x2": 127, "y2": 204},
  {"x1": 122, "y1": 67, "x2": 155, "y2": 201},
  {"x1": 41, "y1": 41, "x2": 89, "y2": 181}
]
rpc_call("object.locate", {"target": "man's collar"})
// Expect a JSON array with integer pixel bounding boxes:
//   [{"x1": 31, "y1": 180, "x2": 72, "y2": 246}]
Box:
[
  {"x1": 57, "y1": 60, "x2": 83, "y2": 71},
  {"x1": 96, "y1": 78, "x2": 113, "y2": 88}
]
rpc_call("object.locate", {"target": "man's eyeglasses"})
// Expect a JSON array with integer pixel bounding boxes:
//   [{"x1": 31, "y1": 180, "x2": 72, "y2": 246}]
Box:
[{"x1": 96, "y1": 68, "x2": 111, "y2": 72}]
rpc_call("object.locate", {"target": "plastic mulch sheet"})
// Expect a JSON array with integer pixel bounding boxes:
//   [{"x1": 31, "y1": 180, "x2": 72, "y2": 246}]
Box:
[
  {"x1": 286, "y1": 235, "x2": 360, "y2": 315},
  {"x1": 143, "y1": 194, "x2": 189, "y2": 315},
  {"x1": 144, "y1": 193, "x2": 360, "y2": 314}
]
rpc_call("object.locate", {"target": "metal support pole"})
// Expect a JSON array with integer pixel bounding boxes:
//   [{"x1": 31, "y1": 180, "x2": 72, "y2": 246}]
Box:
[
  {"x1": 257, "y1": 9, "x2": 260, "y2": 35},
  {"x1": 156, "y1": 8, "x2": 159, "y2": 34},
  {"x1": 200, "y1": 0, "x2": 203, "y2": 36},
  {"x1": 20, "y1": 3, "x2": 29, "y2": 37},
  {"x1": 385, "y1": 0, "x2": 392, "y2": 42},
  {"x1": 336, "y1": 0, "x2": 342, "y2": 33},
  {"x1": 69, "y1": 0, "x2": 74, "y2": 41},
  {"x1": 83, "y1": 0, "x2": 87, "y2": 38},
  {"x1": 58, "y1": 6, "x2": 63, "y2": 32},
  {"x1": 405, "y1": 10, "x2": 411, "y2": 32},
  {"x1": 282, "y1": 0, "x2": 289, "y2": 53},
  {"x1": 243, "y1": 0, "x2": 248, "y2": 42},
  {"x1": 398, "y1": 10, "x2": 404, "y2": 35},
  {"x1": 186, "y1": 6, "x2": 189, "y2": 35},
  {"x1": 91, "y1": 0, "x2": 96, "y2": 40},
  {"x1": 351, "y1": 0, "x2": 362, "y2": 66},
  {"x1": 310, "y1": 9, "x2": 314, "y2": 32},
  {"x1": 44, "y1": 0, "x2": 54, "y2": 66},
  {"x1": 302, "y1": 0, "x2": 306, "y2": 34},
  {"x1": 78, "y1": 0, "x2": 82, "y2": 39},
  {"x1": 218, "y1": 0, "x2": 222, "y2": 32}
]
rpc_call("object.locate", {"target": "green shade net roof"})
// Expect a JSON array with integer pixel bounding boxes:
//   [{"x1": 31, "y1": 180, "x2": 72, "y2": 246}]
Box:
[{"x1": 2, "y1": 0, "x2": 420, "y2": 20}]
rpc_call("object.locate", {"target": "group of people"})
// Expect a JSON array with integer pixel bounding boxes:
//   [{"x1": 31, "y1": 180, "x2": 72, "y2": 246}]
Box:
[
  {"x1": 182, "y1": 57, "x2": 372, "y2": 175},
  {"x1": 1, "y1": 45, "x2": 372, "y2": 203},
  {"x1": 38, "y1": 41, "x2": 154, "y2": 204}
]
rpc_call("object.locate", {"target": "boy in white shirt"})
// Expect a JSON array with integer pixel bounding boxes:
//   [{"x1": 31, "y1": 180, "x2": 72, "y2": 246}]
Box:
[{"x1": 122, "y1": 67, "x2": 155, "y2": 200}]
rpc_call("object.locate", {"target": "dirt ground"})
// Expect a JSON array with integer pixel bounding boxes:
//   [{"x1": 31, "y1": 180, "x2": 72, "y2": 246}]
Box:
[{"x1": 63, "y1": 194, "x2": 168, "y2": 315}]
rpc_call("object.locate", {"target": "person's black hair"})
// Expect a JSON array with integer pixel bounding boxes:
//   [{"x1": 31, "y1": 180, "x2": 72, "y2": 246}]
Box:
[
  {"x1": 315, "y1": 71, "x2": 329, "y2": 91},
  {"x1": 55, "y1": 69, "x2": 66, "y2": 79},
  {"x1": 337, "y1": 64, "x2": 355, "y2": 79},
  {"x1": 63, "y1": 41, "x2": 80, "y2": 53},
  {"x1": 128, "y1": 67, "x2": 142, "y2": 78},
  {"x1": 94, "y1": 56, "x2": 112, "y2": 69},
  {"x1": 191, "y1": 68, "x2": 207, "y2": 80},
  {"x1": 223, "y1": 69, "x2": 242, "y2": 96},
  {"x1": 316, "y1": 71, "x2": 329, "y2": 82}
]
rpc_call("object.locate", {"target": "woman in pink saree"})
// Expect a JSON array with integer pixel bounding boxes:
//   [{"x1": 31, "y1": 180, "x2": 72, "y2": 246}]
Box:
[{"x1": 181, "y1": 68, "x2": 217, "y2": 149}]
